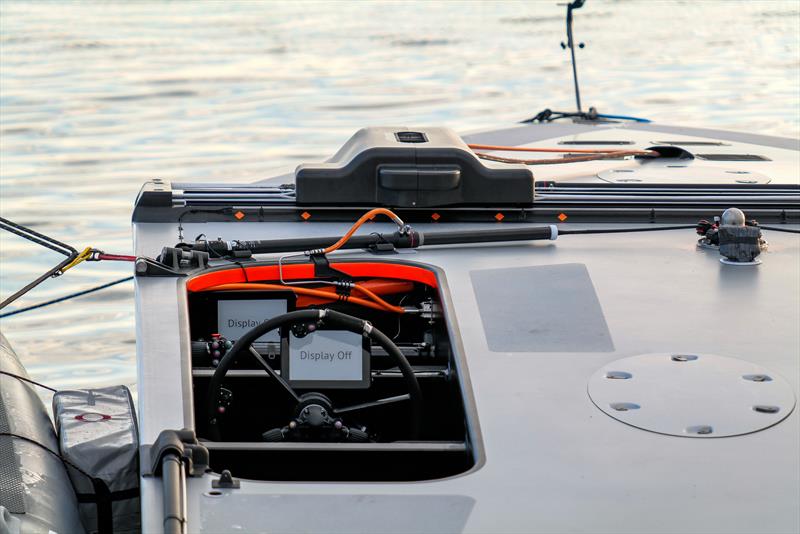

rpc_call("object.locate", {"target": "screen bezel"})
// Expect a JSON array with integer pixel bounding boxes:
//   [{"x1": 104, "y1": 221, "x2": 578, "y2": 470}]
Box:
[
  {"x1": 190, "y1": 290, "x2": 296, "y2": 343},
  {"x1": 281, "y1": 328, "x2": 371, "y2": 389}
]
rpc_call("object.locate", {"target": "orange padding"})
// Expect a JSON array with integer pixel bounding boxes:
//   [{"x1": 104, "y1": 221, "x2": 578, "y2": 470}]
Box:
[{"x1": 187, "y1": 263, "x2": 438, "y2": 292}]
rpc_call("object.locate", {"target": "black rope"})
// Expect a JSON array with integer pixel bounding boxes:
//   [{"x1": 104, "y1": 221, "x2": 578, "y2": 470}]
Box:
[
  {"x1": 558, "y1": 224, "x2": 798, "y2": 236},
  {"x1": 0, "y1": 370, "x2": 57, "y2": 392},
  {"x1": 0, "y1": 276, "x2": 134, "y2": 318},
  {"x1": 0, "y1": 217, "x2": 80, "y2": 310},
  {"x1": 760, "y1": 225, "x2": 800, "y2": 234},
  {"x1": 559, "y1": 225, "x2": 696, "y2": 235},
  {"x1": 0, "y1": 216, "x2": 76, "y2": 256}
]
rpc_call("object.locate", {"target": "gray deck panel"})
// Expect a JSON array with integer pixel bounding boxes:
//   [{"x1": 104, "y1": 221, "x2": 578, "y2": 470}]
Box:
[
  {"x1": 134, "y1": 119, "x2": 800, "y2": 533},
  {"x1": 134, "y1": 219, "x2": 800, "y2": 534}
]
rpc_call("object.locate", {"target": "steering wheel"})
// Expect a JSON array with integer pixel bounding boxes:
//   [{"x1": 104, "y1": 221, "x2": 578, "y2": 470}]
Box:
[{"x1": 207, "y1": 309, "x2": 423, "y2": 442}]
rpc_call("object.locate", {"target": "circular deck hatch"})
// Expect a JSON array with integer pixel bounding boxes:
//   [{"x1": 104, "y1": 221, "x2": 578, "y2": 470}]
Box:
[{"x1": 588, "y1": 353, "x2": 795, "y2": 437}]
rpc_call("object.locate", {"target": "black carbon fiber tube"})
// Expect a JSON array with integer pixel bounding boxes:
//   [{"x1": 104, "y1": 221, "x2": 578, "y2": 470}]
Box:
[
  {"x1": 197, "y1": 225, "x2": 558, "y2": 255},
  {"x1": 419, "y1": 225, "x2": 556, "y2": 246}
]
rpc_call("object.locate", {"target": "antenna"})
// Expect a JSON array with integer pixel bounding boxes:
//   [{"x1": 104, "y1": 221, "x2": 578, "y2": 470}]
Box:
[{"x1": 560, "y1": 0, "x2": 586, "y2": 112}]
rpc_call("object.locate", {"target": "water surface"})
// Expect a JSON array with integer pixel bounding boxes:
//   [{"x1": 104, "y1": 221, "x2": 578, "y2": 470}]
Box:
[{"x1": 1, "y1": 1, "x2": 798, "y2": 393}]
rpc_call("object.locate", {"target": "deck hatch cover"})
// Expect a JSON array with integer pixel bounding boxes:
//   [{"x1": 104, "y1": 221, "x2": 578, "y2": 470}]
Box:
[
  {"x1": 470, "y1": 264, "x2": 614, "y2": 352},
  {"x1": 588, "y1": 353, "x2": 796, "y2": 437}
]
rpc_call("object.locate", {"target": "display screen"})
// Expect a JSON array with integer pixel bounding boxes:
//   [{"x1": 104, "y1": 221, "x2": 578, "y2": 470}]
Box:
[
  {"x1": 285, "y1": 329, "x2": 370, "y2": 388},
  {"x1": 217, "y1": 299, "x2": 287, "y2": 343}
]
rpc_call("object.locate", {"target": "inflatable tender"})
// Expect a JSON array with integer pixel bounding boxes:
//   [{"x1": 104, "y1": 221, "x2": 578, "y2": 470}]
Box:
[
  {"x1": 0, "y1": 333, "x2": 83, "y2": 534},
  {"x1": 0, "y1": 334, "x2": 140, "y2": 534}
]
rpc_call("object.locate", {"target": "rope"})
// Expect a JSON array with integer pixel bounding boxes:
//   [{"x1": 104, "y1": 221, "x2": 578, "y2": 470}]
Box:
[
  {"x1": 0, "y1": 276, "x2": 134, "y2": 318},
  {"x1": 0, "y1": 370, "x2": 58, "y2": 392}
]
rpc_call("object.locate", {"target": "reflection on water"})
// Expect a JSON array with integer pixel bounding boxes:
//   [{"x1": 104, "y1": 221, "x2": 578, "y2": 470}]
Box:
[{"x1": 0, "y1": 1, "x2": 798, "y2": 391}]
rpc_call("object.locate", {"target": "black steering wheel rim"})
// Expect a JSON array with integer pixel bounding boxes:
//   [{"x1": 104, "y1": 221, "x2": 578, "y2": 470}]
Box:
[{"x1": 207, "y1": 308, "x2": 423, "y2": 441}]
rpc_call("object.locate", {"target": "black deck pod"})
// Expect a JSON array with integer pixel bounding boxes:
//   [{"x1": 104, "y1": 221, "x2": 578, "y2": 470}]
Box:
[{"x1": 295, "y1": 127, "x2": 534, "y2": 208}]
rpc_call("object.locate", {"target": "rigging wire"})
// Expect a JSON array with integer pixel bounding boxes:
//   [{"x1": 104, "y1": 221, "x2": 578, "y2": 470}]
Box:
[
  {"x1": 0, "y1": 276, "x2": 135, "y2": 319},
  {"x1": 0, "y1": 216, "x2": 138, "y2": 310}
]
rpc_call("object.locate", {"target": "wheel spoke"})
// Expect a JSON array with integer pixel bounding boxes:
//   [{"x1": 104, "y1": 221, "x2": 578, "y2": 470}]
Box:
[
  {"x1": 248, "y1": 346, "x2": 300, "y2": 402},
  {"x1": 335, "y1": 394, "x2": 410, "y2": 414}
]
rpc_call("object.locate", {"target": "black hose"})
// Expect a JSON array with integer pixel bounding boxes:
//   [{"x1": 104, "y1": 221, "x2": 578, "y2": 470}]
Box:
[{"x1": 760, "y1": 225, "x2": 800, "y2": 234}]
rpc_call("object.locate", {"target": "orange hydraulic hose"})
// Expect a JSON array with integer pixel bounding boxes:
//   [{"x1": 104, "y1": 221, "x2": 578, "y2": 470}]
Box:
[
  {"x1": 296, "y1": 279, "x2": 414, "y2": 307},
  {"x1": 322, "y1": 208, "x2": 404, "y2": 254},
  {"x1": 204, "y1": 283, "x2": 406, "y2": 314}
]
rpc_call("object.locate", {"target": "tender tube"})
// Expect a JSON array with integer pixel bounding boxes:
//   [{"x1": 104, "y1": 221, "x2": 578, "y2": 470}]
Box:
[{"x1": 0, "y1": 333, "x2": 84, "y2": 534}]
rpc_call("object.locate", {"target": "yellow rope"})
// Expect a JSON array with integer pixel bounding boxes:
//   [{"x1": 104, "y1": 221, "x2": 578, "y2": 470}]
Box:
[{"x1": 60, "y1": 246, "x2": 93, "y2": 273}]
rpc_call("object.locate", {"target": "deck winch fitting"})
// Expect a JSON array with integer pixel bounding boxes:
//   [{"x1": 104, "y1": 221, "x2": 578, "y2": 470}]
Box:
[{"x1": 696, "y1": 207, "x2": 768, "y2": 265}]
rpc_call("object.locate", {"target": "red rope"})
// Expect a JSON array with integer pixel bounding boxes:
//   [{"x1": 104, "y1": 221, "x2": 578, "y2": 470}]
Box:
[{"x1": 96, "y1": 253, "x2": 137, "y2": 262}]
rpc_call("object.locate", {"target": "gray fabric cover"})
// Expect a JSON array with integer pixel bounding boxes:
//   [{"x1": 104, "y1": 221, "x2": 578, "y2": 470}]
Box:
[
  {"x1": 718, "y1": 225, "x2": 763, "y2": 262},
  {"x1": 53, "y1": 386, "x2": 140, "y2": 534}
]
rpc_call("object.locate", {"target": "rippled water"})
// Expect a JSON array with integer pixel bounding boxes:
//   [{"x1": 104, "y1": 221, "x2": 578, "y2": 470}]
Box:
[{"x1": 1, "y1": 1, "x2": 798, "y2": 394}]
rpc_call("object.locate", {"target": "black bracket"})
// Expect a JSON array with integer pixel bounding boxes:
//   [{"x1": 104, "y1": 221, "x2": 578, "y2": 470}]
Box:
[
  {"x1": 367, "y1": 232, "x2": 397, "y2": 254},
  {"x1": 309, "y1": 253, "x2": 354, "y2": 284},
  {"x1": 212, "y1": 469, "x2": 240, "y2": 489},
  {"x1": 145, "y1": 428, "x2": 209, "y2": 478},
  {"x1": 157, "y1": 246, "x2": 209, "y2": 271}
]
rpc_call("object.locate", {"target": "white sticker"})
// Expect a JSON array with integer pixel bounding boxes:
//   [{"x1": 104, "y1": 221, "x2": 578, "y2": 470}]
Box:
[
  {"x1": 217, "y1": 299, "x2": 287, "y2": 342},
  {"x1": 289, "y1": 330, "x2": 364, "y2": 382}
]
